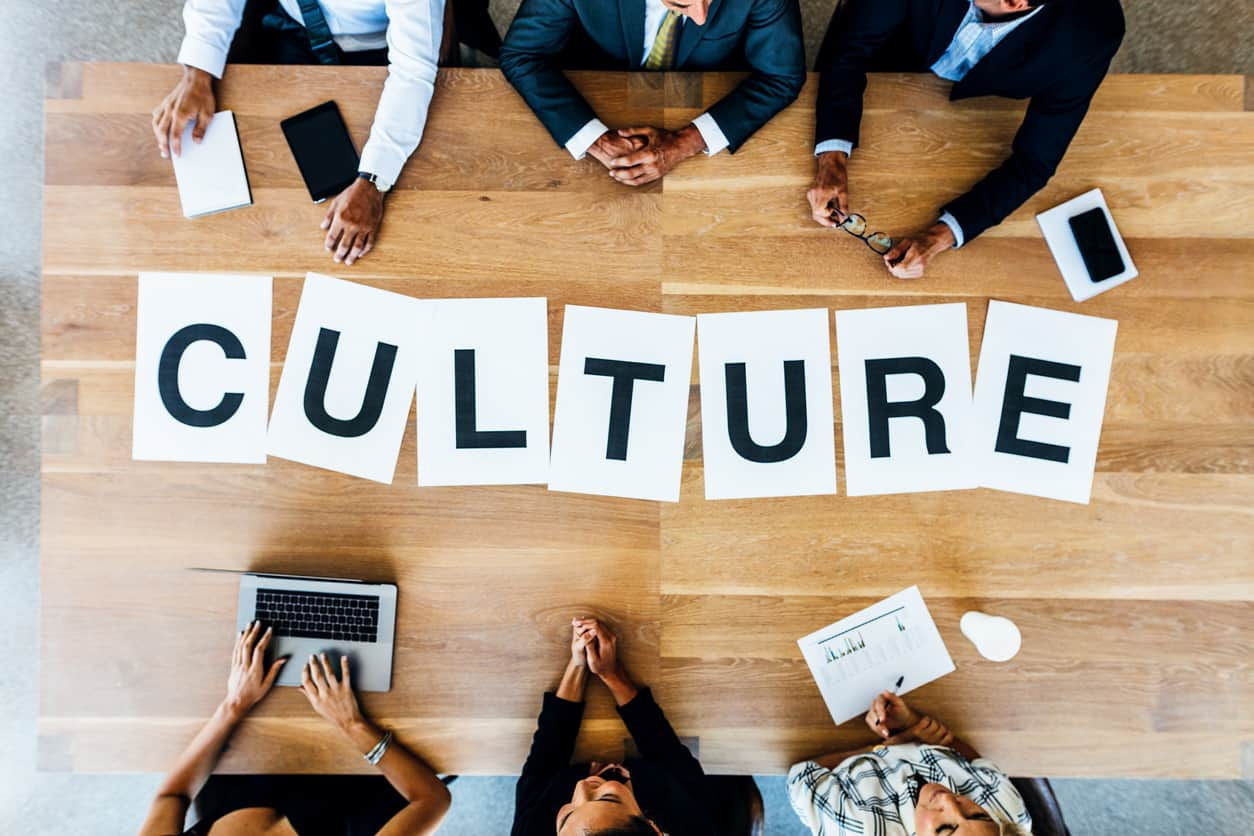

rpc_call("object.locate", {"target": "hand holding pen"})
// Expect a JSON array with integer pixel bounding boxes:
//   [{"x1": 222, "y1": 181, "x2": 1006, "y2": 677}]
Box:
[{"x1": 864, "y1": 682, "x2": 919, "y2": 739}]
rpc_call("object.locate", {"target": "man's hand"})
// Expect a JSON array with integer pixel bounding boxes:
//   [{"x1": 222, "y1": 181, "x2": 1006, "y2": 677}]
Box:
[
  {"x1": 152, "y1": 66, "x2": 216, "y2": 159},
  {"x1": 222, "y1": 621, "x2": 287, "y2": 720},
  {"x1": 882, "y1": 223, "x2": 956, "y2": 279},
  {"x1": 300, "y1": 652, "x2": 366, "y2": 733},
  {"x1": 321, "y1": 178, "x2": 385, "y2": 266},
  {"x1": 606, "y1": 125, "x2": 706, "y2": 187},
  {"x1": 864, "y1": 691, "x2": 922, "y2": 739},
  {"x1": 807, "y1": 151, "x2": 849, "y2": 227},
  {"x1": 586, "y1": 131, "x2": 646, "y2": 169}
]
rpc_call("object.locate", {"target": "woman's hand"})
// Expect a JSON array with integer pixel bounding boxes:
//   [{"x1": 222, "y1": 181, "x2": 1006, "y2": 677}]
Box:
[
  {"x1": 300, "y1": 653, "x2": 366, "y2": 734},
  {"x1": 223, "y1": 621, "x2": 287, "y2": 720},
  {"x1": 865, "y1": 690, "x2": 921, "y2": 739},
  {"x1": 152, "y1": 66, "x2": 216, "y2": 159},
  {"x1": 577, "y1": 618, "x2": 640, "y2": 706},
  {"x1": 576, "y1": 618, "x2": 621, "y2": 680},
  {"x1": 570, "y1": 618, "x2": 591, "y2": 668},
  {"x1": 884, "y1": 715, "x2": 956, "y2": 748}
]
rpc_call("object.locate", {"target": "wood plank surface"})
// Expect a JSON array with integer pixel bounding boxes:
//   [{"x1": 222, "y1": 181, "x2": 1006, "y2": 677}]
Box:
[{"x1": 41, "y1": 64, "x2": 1254, "y2": 779}]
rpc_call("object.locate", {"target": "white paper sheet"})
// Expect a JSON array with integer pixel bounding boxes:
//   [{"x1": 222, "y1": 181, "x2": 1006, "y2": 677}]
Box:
[
  {"x1": 697, "y1": 309, "x2": 837, "y2": 499},
  {"x1": 1036, "y1": 188, "x2": 1137, "y2": 302},
  {"x1": 267, "y1": 273, "x2": 422, "y2": 484},
  {"x1": 548, "y1": 306, "x2": 695, "y2": 502},
  {"x1": 171, "y1": 111, "x2": 252, "y2": 218},
  {"x1": 971, "y1": 301, "x2": 1118, "y2": 504},
  {"x1": 132, "y1": 272, "x2": 272, "y2": 463},
  {"x1": 414, "y1": 297, "x2": 551, "y2": 486},
  {"x1": 836, "y1": 304, "x2": 977, "y2": 496},
  {"x1": 798, "y1": 586, "x2": 955, "y2": 726}
]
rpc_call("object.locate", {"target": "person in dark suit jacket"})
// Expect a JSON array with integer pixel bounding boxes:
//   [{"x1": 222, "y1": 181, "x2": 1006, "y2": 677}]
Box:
[
  {"x1": 808, "y1": 0, "x2": 1124, "y2": 279},
  {"x1": 500, "y1": 0, "x2": 805, "y2": 187},
  {"x1": 512, "y1": 617, "x2": 715, "y2": 836}
]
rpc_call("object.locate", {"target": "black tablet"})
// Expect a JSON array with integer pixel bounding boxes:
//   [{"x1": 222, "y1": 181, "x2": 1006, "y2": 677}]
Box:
[{"x1": 280, "y1": 101, "x2": 360, "y2": 203}]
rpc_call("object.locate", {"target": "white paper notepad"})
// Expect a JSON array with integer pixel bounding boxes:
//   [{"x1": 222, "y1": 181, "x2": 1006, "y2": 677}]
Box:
[
  {"x1": 798, "y1": 586, "x2": 955, "y2": 725},
  {"x1": 1036, "y1": 188, "x2": 1137, "y2": 302},
  {"x1": 171, "y1": 110, "x2": 252, "y2": 218}
]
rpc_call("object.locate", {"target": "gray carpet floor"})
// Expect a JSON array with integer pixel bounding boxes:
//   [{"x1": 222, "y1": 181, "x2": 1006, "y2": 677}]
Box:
[{"x1": 1, "y1": 1, "x2": 1250, "y2": 833}]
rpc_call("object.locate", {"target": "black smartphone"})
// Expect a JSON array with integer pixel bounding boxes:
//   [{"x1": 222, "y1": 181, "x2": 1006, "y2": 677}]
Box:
[
  {"x1": 280, "y1": 101, "x2": 360, "y2": 203},
  {"x1": 1068, "y1": 207, "x2": 1125, "y2": 282}
]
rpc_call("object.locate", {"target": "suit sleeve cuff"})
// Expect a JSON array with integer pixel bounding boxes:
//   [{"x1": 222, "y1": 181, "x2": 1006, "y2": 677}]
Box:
[
  {"x1": 938, "y1": 210, "x2": 965, "y2": 248},
  {"x1": 565, "y1": 118, "x2": 609, "y2": 160},
  {"x1": 691, "y1": 113, "x2": 730, "y2": 156},
  {"x1": 815, "y1": 139, "x2": 854, "y2": 158},
  {"x1": 176, "y1": 36, "x2": 229, "y2": 80}
]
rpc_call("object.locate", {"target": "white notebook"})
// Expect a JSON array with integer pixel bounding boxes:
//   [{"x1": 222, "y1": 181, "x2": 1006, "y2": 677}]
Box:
[
  {"x1": 1036, "y1": 188, "x2": 1137, "y2": 302},
  {"x1": 171, "y1": 110, "x2": 253, "y2": 219}
]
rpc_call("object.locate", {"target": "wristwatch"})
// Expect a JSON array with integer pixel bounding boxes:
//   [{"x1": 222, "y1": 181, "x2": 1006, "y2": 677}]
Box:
[{"x1": 357, "y1": 171, "x2": 393, "y2": 194}]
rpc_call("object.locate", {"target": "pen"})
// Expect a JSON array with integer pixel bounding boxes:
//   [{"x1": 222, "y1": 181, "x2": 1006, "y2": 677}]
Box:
[{"x1": 874, "y1": 676, "x2": 905, "y2": 731}]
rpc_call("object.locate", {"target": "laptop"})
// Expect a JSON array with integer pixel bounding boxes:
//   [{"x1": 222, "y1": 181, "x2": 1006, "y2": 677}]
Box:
[{"x1": 235, "y1": 572, "x2": 398, "y2": 692}]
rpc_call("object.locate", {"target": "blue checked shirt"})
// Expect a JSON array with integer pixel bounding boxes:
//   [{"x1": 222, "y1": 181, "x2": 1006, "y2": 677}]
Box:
[
  {"x1": 787, "y1": 743, "x2": 1032, "y2": 836},
  {"x1": 816, "y1": 2, "x2": 1042, "y2": 247}
]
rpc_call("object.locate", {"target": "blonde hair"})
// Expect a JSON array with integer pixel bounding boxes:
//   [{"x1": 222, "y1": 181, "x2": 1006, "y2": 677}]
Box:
[{"x1": 998, "y1": 821, "x2": 1033, "y2": 836}]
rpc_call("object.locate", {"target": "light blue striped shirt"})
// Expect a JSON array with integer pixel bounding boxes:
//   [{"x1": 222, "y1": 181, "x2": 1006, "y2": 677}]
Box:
[
  {"x1": 929, "y1": 2, "x2": 1043, "y2": 82},
  {"x1": 816, "y1": 2, "x2": 1043, "y2": 246}
]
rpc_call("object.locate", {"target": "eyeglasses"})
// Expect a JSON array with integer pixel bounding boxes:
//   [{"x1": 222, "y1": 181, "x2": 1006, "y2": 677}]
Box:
[{"x1": 836, "y1": 212, "x2": 893, "y2": 255}]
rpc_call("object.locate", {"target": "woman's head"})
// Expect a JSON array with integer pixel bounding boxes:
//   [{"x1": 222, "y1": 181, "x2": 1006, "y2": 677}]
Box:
[
  {"x1": 913, "y1": 782, "x2": 1028, "y2": 836},
  {"x1": 555, "y1": 765, "x2": 662, "y2": 836}
]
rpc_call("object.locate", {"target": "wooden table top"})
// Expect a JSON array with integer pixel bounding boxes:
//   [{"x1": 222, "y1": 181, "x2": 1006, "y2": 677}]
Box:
[{"x1": 41, "y1": 63, "x2": 1254, "y2": 778}]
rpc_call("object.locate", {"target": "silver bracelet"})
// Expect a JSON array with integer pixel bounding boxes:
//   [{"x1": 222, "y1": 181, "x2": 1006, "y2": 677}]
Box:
[{"x1": 364, "y1": 729, "x2": 393, "y2": 766}]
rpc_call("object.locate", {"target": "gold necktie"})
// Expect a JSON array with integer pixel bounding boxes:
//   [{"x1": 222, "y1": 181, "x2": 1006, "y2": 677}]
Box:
[{"x1": 644, "y1": 10, "x2": 681, "y2": 71}]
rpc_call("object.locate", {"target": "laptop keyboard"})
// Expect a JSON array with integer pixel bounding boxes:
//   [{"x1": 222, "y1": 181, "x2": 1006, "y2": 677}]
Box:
[{"x1": 254, "y1": 588, "x2": 380, "y2": 643}]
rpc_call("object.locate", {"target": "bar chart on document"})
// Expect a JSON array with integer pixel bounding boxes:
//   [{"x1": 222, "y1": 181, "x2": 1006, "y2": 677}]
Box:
[
  {"x1": 798, "y1": 586, "x2": 956, "y2": 724},
  {"x1": 817, "y1": 606, "x2": 922, "y2": 679}
]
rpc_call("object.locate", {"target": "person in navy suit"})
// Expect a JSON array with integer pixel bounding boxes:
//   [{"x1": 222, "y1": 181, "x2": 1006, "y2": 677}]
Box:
[
  {"x1": 808, "y1": 0, "x2": 1124, "y2": 279},
  {"x1": 500, "y1": 0, "x2": 805, "y2": 186}
]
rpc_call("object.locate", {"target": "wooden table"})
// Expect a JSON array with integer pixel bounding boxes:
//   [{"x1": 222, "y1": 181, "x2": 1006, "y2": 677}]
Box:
[{"x1": 41, "y1": 64, "x2": 1254, "y2": 778}]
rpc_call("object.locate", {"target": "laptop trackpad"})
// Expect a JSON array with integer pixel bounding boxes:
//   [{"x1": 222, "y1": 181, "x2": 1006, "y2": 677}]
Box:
[{"x1": 272, "y1": 638, "x2": 356, "y2": 687}]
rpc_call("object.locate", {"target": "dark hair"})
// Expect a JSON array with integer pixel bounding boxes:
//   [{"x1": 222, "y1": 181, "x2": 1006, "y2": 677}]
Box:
[{"x1": 588, "y1": 817, "x2": 657, "y2": 836}]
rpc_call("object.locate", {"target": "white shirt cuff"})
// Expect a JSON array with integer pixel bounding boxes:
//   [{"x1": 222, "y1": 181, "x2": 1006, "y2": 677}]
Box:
[
  {"x1": 176, "y1": 35, "x2": 229, "y2": 80},
  {"x1": 358, "y1": 143, "x2": 407, "y2": 190},
  {"x1": 565, "y1": 118, "x2": 609, "y2": 160},
  {"x1": 938, "y1": 210, "x2": 966, "y2": 248},
  {"x1": 691, "y1": 112, "x2": 729, "y2": 156},
  {"x1": 815, "y1": 139, "x2": 854, "y2": 158}
]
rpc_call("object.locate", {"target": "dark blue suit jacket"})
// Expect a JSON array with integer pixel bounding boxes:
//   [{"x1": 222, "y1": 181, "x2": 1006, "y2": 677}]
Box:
[
  {"x1": 500, "y1": 0, "x2": 805, "y2": 153},
  {"x1": 817, "y1": 0, "x2": 1125, "y2": 241}
]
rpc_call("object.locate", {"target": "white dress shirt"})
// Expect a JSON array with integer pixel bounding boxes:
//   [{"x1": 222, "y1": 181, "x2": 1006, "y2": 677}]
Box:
[
  {"x1": 179, "y1": 0, "x2": 444, "y2": 186},
  {"x1": 564, "y1": 0, "x2": 731, "y2": 160},
  {"x1": 815, "y1": 2, "x2": 1042, "y2": 246}
]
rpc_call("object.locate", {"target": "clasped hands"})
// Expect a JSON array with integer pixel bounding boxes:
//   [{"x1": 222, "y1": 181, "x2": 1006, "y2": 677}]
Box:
[
  {"x1": 862, "y1": 690, "x2": 955, "y2": 748},
  {"x1": 587, "y1": 125, "x2": 706, "y2": 187}
]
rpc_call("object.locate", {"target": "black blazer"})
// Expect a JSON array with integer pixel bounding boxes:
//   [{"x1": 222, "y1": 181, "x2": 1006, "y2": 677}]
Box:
[
  {"x1": 511, "y1": 689, "x2": 715, "y2": 836},
  {"x1": 500, "y1": 0, "x2": 805, "y2": 153},
  {"x1": 817, "y1": 0, "x2": 1125, "y2": 241}
]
